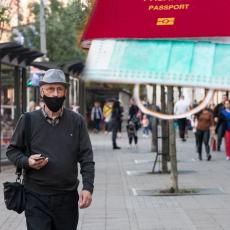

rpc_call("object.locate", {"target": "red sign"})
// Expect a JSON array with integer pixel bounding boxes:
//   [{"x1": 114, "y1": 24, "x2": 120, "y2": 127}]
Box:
[{"x1": 82, "y1": 0, "x2": 230, "y2": 44}]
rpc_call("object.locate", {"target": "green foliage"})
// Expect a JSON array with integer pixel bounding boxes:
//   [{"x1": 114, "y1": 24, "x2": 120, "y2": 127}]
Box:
[
  {"x1": 0, "y1": 5, "x2": 10, "y2": 34},
  {"x1": 0, "y1": 5, "x2": 9, "y2": 23},
  {"x1": 0, "y1": 5, "x2": 10, "y2": 40},
  {"x1": 17, "y1": 0, "x2": 89, "y2": 63}
]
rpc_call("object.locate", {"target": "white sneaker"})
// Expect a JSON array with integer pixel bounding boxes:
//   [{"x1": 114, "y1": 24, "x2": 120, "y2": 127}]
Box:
[{"x1": 226, "y1": 157, "x2": 230, "y2": 161}]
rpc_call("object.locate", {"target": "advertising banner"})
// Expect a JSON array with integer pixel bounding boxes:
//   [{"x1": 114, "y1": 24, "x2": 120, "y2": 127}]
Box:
[{"x1": 82, "y1": 0, "x2": 230, "y2": 43}]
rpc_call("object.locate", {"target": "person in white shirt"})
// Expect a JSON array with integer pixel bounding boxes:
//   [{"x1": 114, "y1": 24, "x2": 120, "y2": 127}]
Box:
[{"x1": 174, "y1": 95, "x2": 189, "y2": 141}]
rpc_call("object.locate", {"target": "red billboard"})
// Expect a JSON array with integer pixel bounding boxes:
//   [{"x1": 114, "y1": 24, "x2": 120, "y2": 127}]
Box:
[{"x1": 82, "y1": 0, "x2": 230, "y2": 43}]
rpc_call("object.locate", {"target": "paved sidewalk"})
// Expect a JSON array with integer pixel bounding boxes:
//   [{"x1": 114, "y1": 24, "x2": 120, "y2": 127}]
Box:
[{"x1": 1, "y1": 130, "x2": 230, "y2": 230}]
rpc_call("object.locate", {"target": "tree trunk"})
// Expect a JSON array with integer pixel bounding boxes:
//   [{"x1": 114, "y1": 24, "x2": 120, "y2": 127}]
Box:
[
  {"x1": 167, "y1": 86, "x2": 179, "y2": 192},
  {"x1": 161, "y1": 86, "x2": 169, "y2": 173},
  {"x1": 151, "y1": 84, "x2": 158, "y2": 153}
]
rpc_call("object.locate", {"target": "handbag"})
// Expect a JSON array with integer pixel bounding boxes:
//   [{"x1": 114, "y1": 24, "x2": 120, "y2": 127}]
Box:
[
  {"x1": 3, "y1": 178, "x2": 25, "y2": 214},
  {"x1": 3, "y1": 113, "x2": 31, "y2": 214}
]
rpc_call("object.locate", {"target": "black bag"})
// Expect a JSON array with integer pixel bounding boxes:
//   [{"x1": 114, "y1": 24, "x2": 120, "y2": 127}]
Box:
[
  {"x1": 3, "y1": 180, "x2": 25, "y2": 214},
  {"x1": 3, "y1": 113, "x2": 31, "y2": 214}
]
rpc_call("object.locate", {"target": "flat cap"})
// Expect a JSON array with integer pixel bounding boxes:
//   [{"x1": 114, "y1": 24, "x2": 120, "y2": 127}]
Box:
[{"x1": 39, "y1": 69, "x2": 70, "y2": 87}]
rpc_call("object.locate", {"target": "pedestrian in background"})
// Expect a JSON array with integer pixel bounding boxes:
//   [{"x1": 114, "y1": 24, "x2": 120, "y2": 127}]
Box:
[
  {"x1": 214, "y1": 94, "x2": 228, "y2": 151},
  {"x1": 117, "y1": 101, "x2": 124, "y2": 138},
  {"x1": 195, "y1": 106, "x2": 214, "y2": 161},
  {"x1": 174, "y1": 95, "x2": 189, "y2": 141},
  {"x1": 126, "y1": 120, "x2": 138, "y2": 148},
  {"x1": 111, "y1": 100, "x2": 122, "y2": 149},
  {"x1": 220, "y1": 99, "x2": 230, "y2": 160},
  {"x1": 103, "y1": 100, "x2": 113, "y2": 134},
  {"x1": 128, "y1": 98, "x2": 141, "y2": 131},
  {"x1": 141, "y1": 114, "x2": 150, "y2": 137},
  {"x1": 6, "y1": 69, "x2": 95, "y2": 230},
  {"x1": 91, "y1": 101, "x2": 103, "y2": 133}
]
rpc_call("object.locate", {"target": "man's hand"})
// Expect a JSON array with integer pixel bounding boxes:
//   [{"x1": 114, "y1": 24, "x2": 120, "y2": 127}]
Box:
[
  {"x1": 79, "y1": 190, "x2": 92, "y2": 209},
  {"x1": 28, "y1": 154, "x2": 48, "y2": 170}
]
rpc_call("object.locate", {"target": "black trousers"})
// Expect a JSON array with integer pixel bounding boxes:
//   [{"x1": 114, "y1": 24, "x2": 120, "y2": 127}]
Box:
[
  {"x1": 196, "y1": 129, "x2": 210, "y2": 156},
  {"x1": 177, "y1": 118, "x2": 187, "y2": 139},
  {"x1": 129, "y1": 135, "x2": 138, "y2": 145},
  {"x1": 112, "y1": 122, "x2": 119, "y2": 147},
  {"x1": 25, "y1": 190, "x2": 79, "y2": 230},
  {"x1": 216, "y1": 123, "x2": 224, "y2": 149},
  {"x1": 94, "y1": 119, "x2": 101, "y2": 131}
]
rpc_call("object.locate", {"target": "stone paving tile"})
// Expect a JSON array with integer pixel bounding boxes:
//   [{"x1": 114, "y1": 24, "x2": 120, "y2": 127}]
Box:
[{"x1": 1, "y1": 130, "x2": 230, "y2": 230}]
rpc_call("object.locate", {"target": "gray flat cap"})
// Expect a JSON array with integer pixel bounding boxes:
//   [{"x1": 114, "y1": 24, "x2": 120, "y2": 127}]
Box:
[{"x1": 39, "y1": 69, "x2": 70, "y2": 87}]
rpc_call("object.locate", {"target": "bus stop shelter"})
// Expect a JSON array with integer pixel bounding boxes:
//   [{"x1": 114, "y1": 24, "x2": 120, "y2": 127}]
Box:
[{"x1": 0, "y1": 42, "x2": 43, "y2": 171}]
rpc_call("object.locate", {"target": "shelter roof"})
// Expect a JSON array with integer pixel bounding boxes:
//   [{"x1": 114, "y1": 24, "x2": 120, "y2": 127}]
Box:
[
  {"x1": 0, "y1": 42, "x2": 43, "y2": 67},
  {"x1": 31, "y1": 61, "x2": 84, "y2": 76}
]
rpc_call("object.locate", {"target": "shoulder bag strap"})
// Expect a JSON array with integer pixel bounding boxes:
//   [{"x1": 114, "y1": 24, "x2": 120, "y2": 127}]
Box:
[
  {"x1": 24, "y1": 112, "x2": 31, "y2": 155},
  {"x1": 15, "y1": 112, "x2": 31, "y2": 180}
]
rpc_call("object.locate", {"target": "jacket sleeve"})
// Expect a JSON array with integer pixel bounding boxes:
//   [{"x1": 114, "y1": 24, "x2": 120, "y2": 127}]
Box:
[
  {"x1": 78, "y1": 116, "x2": 95, "y2": 194},
  {"x1": 213, "y1": 104, "x2": 221, "y2": 118},
  {"x1": 6, "y1": 114, "x2": 30, "y2": 169}
]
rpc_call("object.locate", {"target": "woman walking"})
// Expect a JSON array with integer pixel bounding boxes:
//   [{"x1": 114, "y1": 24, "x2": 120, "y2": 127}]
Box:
[{"x1": 195, "y1": 107, "x2": 214, "y2": 161}]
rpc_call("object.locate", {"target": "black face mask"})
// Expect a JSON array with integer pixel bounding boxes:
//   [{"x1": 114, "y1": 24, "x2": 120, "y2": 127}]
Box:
[{"x1": 43, "y1": 95, "x2": 65, "y2": 112}]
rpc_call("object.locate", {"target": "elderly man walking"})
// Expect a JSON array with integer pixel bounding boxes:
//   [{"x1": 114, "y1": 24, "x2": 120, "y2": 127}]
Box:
[{"x1": 6, "y1": 69, "x2": 95, "y2": 230}]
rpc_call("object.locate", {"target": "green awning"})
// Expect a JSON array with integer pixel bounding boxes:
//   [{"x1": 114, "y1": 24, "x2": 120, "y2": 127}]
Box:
[{"x1": 84, "y1": 40, "x2": 230, "y2": 90}]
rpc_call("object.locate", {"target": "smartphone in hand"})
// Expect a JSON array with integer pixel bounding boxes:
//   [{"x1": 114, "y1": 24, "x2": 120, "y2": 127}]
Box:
[{"x1": 34, "y1": 155, "x2": 46, "y2": 161}]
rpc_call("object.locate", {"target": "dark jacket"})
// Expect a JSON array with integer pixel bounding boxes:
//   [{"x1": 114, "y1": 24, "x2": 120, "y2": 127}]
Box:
[
  {"x1": 129, "y1": 105, "x2": 139, "y2": 121},
  {"x1": 220, "y1": 109, "x2": 230, "y2": 134},
  {"x1": 111, "y1": 101, "x2": 122, "y2": 124}
]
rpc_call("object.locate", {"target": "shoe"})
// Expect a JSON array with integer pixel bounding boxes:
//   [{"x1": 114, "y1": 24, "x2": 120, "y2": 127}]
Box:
[
  {"x1": 198, "y1": 154, "x2": 202, "y2": 161},
  {"x1": 207, "y1": 154, "x2": 212, "y2": 161},
  {"x1": 113, "y1": 146, "x2": 121, "y2": 150},
  {"x1": 226, "y1": 157, "x2": 230, "y2": 161},
  {"x1": 182, "y1": 138, "x2": 186, "y2": 142},
  {"x1": 217, "y1": 146, "x2": 221, "y2": 151}
]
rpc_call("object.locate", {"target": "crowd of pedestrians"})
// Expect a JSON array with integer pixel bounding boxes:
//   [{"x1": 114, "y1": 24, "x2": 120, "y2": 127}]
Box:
[
  {"x1": 88, "y1": 98, "x2": 151, "y2": 150},
  {"x1": 87, "y1": 94, "x2": 230, "y2": 162},
  {"x1": 174, "y1": 94, "x2": 230, "y2": 161}
]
